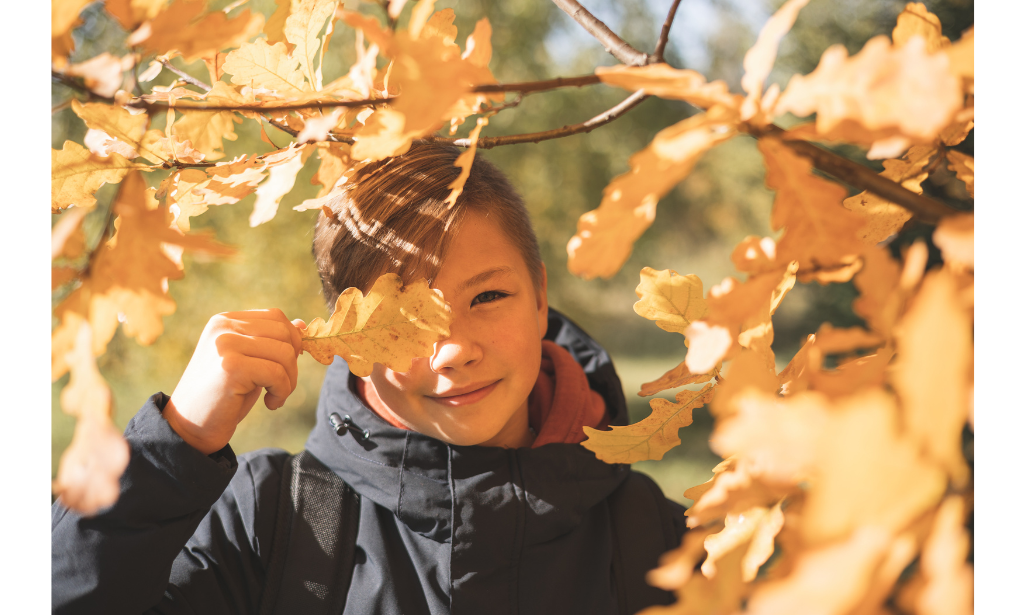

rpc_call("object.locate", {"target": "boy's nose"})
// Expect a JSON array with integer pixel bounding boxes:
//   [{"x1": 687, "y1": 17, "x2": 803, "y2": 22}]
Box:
[{"x1": 429, "y1": 326, "x2": 483, "y2": 372}]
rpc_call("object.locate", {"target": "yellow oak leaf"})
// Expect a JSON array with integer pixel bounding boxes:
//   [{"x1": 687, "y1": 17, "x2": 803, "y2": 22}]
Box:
[
  {"x1": 295, "y1": 109, "x2": 345, "y2": 143},
  {"x1": 567, "y1": 107, "x2": 737, "y2": 279},
  {"x1": 915, "y1": 496, "x2": 974, "y2": 615},
  {"x1": 811, "y1": 322, "x2": 883, "y2": 356},
  {"x1": 204, "y1": 155, "x2": 268, "y2": 204},
  {"x1": 250, "y1": 146, "x2": 310, "y2": 227},
  {"x1": 730, "y1": 236, "x2": 779, "y2": 276},
  {"x1": 739, "y1": 0, "x2": 809, "y2": 120},
  {"x1": 65, "y1": 53, "x2": 134, "y2": 98},
  {"x1": 944, "y1": 26, "x2": 973, "y2": 84},
  {"x1": 843, "y1": 145, "x2": 937, "y2": 244},
  {"x1": 702, "y1": 501, "x2": 784, "y2": 582},
  {"x1": 647, "y1": 527, "x2": 715, "y2": 592},
  {"x1": 581, "y1": 382, "x2": 715, "y2": 464},
  {"x1": 343, "y1": 10, "x2": 498, "y2": 161},
  {"x1": 802, "y1": 389, "x2": 946, "y2": 544},
  {"x1": 683, "y1": 322, "x2": 734, "y2": 375},
  {"x1": 445, "y1": 115, "x2": 488, "y2": 207},
  {"x1": 130, "y1": 0, "x2": 264, "y2": 63},
  {"x1": 638, "y1": 360, "x2": 717, "y2": 398},
  {"x1": 596, "y1": 64, "x2": 740, "y2": 111},
  {"x1": 633, "y1": 267, "x2": 708, "y2": 335},
  {"x1": 309, "y1": 142, "x2": 353, "y2": 198},
  {"x1": 711, "y1": 390, "x2": 829, "y2": 487},
  {"x1": 892, "y1": 2, "x2": 949, "y2": 52},
  {"x1": 853, "y1": 246, "x2": 902, "y2": 337},
  {"x1": 169, "y1": 82, "x2": 246, "y2": 160},
  {"x1": 52, "y1": 172, "x2": 235, "y2": 379},
  {"x1": 933, "y1": 213, "x2": 973, "y2": 271},
  {"x1": 71, "y1": 100, "x2": 169, "y2": 164},
  {"x1": 776, "y1": 36, "x2": 963, "y2": 145},
  {"x1": 946, "y1": 150, "x2": 974, "y2": 198},
  {"x1": 51, "y1": 141, "x2": 141, "y2": 212},
  {"x1": 683, "y1": 456, "x2": 785, "y2": 529},
  {"x1": 264, "y1": 0, "x2": 291, "y2": 44},
  {"x1": 139, "y1": 130, "x2": 206, "y2": 165},
  {"x1": 52, "y1": 206, "x2": 90, "y2": 261},
  {"x1": 639, "y1": 533, "x2": 747, "y2": 615},
  {"x1": 159, "y1": 169, "x2": 213, "y2": 232},
  {"x1": 104, "y1": 0, "x2": 168, "y2": 30},
  {"x1": 686, "y1": 264, "x2": 796, "y2": 375},
  {"x1": 893, "y1": 269, "x2": 972, "y2": 483},
  {"x1": 300, "y1": 273, "x2": 452, "y2": 377},
  {"x1": 223, "y1": 38, "x2": 306, "y2": 97},
  {"x1": 53, "y1": 0, "x2": 92, "y2": 38},
  {"x1": 52, "y1": 320, "x2": 130, "y2": 515},
  {"x1": 745, "y1": 526, "x2": 895, "y2": 615},
  {"x1": 759, "y1": 136, "x2": 865, "y2": 274},
  {"x1": 284, "y1": 0, "x2": 338, "y2": 87}
]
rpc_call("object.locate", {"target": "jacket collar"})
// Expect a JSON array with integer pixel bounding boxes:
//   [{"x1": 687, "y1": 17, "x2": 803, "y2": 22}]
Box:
[{"x1": 304, "y1": 308, "x2": 631, "y2": 543}]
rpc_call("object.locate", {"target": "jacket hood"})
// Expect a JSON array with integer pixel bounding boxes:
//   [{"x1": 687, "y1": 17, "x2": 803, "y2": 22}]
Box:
[{"x1": 304, "y1": 308, "x2": 631, "y2": 545}]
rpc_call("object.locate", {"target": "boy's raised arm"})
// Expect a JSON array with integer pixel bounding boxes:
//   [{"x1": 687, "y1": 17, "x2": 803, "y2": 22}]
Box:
[
  {"x1": 164, "y1": 309, "x2": 305, "y2": 455},
  {"x1": 52, "y1": 309, "x2": 305, "y2": 614}
]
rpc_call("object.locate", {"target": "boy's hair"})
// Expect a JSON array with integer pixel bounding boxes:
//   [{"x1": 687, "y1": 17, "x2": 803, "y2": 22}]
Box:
[{"x1": 313, "y1": 142, "x2": 544, "y2": 311}]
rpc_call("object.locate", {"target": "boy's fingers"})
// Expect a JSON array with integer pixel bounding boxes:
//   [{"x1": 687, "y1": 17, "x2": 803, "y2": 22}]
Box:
[
  {"x1": 220, "y1": 308, "x2": 292, "y2": 323},
  {"x1": 226, "y1": 319, "x2": 302, "y2": 356},
  {"x1": 240, "y1": 356, "x2": 293, "y2": 410},
  {"x1": 289, "y1": 319, "x2": 305, "y2": 355},
  {"x1": 219, "y1": 334, "x2": 299, "y2": 390}
]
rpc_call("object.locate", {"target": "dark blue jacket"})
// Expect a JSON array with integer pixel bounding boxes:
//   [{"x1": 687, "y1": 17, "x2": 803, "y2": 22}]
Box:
[{"x1": 52, "y1": 310, "x2": 688, "y2": 614}]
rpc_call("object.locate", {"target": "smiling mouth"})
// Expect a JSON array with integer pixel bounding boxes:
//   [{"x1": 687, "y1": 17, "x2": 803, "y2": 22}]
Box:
[{"x1": 429, "y1": 380, "x2": 501, "y2": 407}]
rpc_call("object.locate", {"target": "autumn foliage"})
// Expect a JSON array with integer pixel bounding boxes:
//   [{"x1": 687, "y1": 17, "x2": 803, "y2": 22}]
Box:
[{"x1": 52, "y1": 0, "x2": 973, "y2": 612}]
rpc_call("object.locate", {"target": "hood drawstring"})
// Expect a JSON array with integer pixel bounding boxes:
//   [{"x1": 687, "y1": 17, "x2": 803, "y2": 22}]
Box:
[{"x1": 329, "y1": 413, "x2": 372, "y2": 441}]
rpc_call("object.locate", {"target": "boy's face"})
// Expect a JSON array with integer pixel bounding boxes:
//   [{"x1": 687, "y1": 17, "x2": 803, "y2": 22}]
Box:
[{"x1": 361, "y1": 210, "x2": 548, "y2": 447}]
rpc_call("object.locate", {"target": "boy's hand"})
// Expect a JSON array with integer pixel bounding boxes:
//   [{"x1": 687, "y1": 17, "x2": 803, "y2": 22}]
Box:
[{"x1": 163, "y1": 309, "x2": 306, "y2": 455}]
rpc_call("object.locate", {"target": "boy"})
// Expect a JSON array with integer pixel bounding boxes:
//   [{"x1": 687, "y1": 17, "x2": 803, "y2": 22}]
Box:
[{"x1": 52, "y1": 144, "x2": 688, "y2": 614}]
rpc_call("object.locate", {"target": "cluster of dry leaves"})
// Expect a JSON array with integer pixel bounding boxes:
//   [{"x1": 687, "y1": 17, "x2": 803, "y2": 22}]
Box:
[
  {"x1": 53, "y1": 1, "x2": 973, "y2": 612},
  {"x1": 577, "y1": 2, "x2": 974, "y2": 613},
  {"x1": 52, "y1": 0, "x2": 493, "y2": 512}
]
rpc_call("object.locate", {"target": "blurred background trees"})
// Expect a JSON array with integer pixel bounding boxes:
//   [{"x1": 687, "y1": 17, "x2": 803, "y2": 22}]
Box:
[{"x1": 52, "y1": 0, "x2": 974, "y2": 504}]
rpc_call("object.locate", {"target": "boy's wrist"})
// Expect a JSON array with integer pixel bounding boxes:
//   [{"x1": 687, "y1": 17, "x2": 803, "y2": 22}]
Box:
[{"x1": 163, "y1": 398, "x2": 224, "y2": 456}]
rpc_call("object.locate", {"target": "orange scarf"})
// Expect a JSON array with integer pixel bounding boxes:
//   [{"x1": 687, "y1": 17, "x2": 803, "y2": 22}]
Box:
[
  {"x1": 356, "y1": 340, "x2": 609, "y2": 447},
  {"x1": 527, "y1": 340, "x2": 609, "y2": 447}
]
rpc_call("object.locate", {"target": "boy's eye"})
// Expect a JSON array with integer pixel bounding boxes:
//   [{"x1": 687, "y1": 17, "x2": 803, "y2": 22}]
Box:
[{"x1": 471, "y1": 290, "x2": 508, "y2": 306}]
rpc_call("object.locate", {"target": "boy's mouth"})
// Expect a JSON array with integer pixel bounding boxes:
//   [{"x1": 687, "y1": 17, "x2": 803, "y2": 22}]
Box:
[{"x1": 429, "y1": 380, "x2": 501, "y2": 407}]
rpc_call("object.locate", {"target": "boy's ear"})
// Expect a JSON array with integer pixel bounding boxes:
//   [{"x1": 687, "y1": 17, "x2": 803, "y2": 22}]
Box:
[{"x1": 536, "y1": 264, "x2": 549, "y2": 339}]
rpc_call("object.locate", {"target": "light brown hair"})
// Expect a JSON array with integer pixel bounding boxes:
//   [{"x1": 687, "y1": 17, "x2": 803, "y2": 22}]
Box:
[{"x1": 313, "y1": 142, "x2": 543, "y2": 312}]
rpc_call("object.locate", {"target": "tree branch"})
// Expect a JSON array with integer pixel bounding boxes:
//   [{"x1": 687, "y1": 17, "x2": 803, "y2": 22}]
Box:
[
  {"x1": 653, "y1": 0, "x2": 683, "y2": 62},
  {"x1": 160, "y1": 60, "x2": 211, "y2": 91},
  {"x1": 551, "y1": 0, "x2": 650, "y2": 66},
  {"x1": 420, "y1": 90, "x2": 649, "y2": 149},
  {"x1": 774, "y1": 133, "x2": 961, "y2": 224},
  {"x1": 473, "y1": 74, "x2": 601, "y2": 94}
]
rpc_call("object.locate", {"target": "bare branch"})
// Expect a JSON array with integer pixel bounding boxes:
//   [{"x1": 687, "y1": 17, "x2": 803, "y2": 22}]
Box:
[
  {"x1": 159, "y1": 60, "x2": 212, "y2": 92},
  {"x1": 551, "y1": 0, "x2": 650, "y2": 66},
  {"x1": 421, "y1": 90, "x2": 649, "y2": 149},
  {"x1": 774, "y1": 134, "x2": 961, "y2": 224},
  {"x1": 653, "y1": 0, "x2": 683, "y2": 62},
  {"x1": 473, "y1": 74, "x2": 601, "y2": 94},
  {"x1": 129, "y1": 96, "x2": 394, "y2": 113}
]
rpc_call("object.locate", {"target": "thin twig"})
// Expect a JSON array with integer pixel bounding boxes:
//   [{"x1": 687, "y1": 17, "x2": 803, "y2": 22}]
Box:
[
  {"x1": 773, "y1": 133, "x2": 960, "y2": 223},
  {"x1": 421, "y1": 90, "x2": 649, "y2": 149},
  {"x1": 551, "y1": 0, "x2": 650, "y2": 66},
  {"x1": 160, "y1": 60, "x2": 212, "y2": 91},
  {"x1": 653, "y1": 0, "x2": 683, "y2": 62},
  {"x1": 473, "y1": 74, "x2": 601, "y2": 94}
]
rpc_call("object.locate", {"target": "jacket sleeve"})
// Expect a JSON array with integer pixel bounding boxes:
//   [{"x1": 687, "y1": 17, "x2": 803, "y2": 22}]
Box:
[{"x1": 52, "y1": 393, "x2": 288, "y2": 615}]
